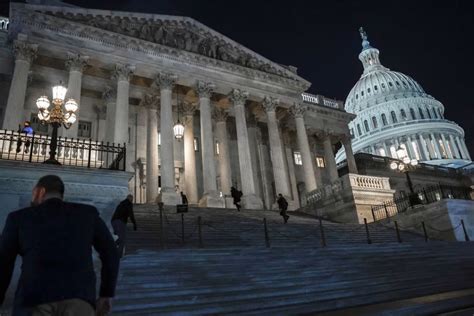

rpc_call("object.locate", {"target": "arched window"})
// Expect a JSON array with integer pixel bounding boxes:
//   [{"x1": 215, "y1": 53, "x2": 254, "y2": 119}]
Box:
[
  {"x1": 395, "y1": 81, "x2": 400, "y2": 86},
  {"x1": 426, "y1": 107, "x2": 432, "y2": 119},
  {"x1": 410, "y1": 108, "x2": 416, "y2": 120},
  {"x1": 391, "y1": 111, "x2": 398, "y2": 123},
  {"x1": 374, "y1": 85, "x2": 378, "y2": 91},
  {"x1": 357, "y1": 124, "x2": 362, "y2": 136},
  {"x1": 418, "y1": 108, "x2": 425, "y2": 119},
  {"x1": 437, "y1": 108, "x2": 443, "y2": 118},
  {"x1": 388, "y1": 82, "x2": 393, "y2": 87},
  {"x1": 364, "y1": 120, "x2": 370, "y2": 132},
  {"x1": 356, "y1": 94, "x2": 359, "y2": 99},
  {"x1": 400, "y1": 109, "x2": 407, "y2": 119},
  {"x1": 372, "y1": 116, "x2": 378, "y2": 129},
  {"x1": 361, "y1": 91, "x2": 364, "y2": 96},
  {"x1": 381, "y1": 113, "x2": 388, "y2": 126},
  {"x1": 381, "y1": 83, "x2": 386, "y2": 89}
]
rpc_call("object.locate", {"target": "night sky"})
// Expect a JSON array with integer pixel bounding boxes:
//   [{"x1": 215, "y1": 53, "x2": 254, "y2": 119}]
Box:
[{"x1": 2, "y1": 1, "x2": 473, "y2": 154}]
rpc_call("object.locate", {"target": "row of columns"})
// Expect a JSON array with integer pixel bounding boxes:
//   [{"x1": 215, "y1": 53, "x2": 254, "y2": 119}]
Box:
[{"x1": 374, "y1": 133, "x2": 471, "y2": 161}]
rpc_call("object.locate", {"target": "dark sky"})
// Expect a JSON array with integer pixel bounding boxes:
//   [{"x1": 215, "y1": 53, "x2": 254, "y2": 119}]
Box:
[{"x1": 2, "y1": 0, "x2": 474, "y2": 154}]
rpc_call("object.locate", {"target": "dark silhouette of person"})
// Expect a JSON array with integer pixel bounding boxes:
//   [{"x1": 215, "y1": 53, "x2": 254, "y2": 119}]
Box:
[
  {"x1": 111, "y1": 194, "x2": 137, "y2": 258},
  {"x1": 180, "y1": 191, "x2": 188, "y2": 205},
  {"x1": 277, "y1": 194, "x2": 289, "y2": 223},
  {"x1": 0, "y1": 175, "x2": 119, "y2": 315},
  {"x1": 231, "y1": 186, "x2": 243, "y2": 212}
]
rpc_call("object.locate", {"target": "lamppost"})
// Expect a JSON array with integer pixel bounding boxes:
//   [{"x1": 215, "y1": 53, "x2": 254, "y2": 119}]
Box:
[
  {"x1": 173, "y1": 90, "x2": 184, "y2": 140},
  {"x1": 390, "y1": 145, "x2": 420, "y2": 205},
  {"x1": 36, "y1": 82, "x2": 78, "y2": 164}
]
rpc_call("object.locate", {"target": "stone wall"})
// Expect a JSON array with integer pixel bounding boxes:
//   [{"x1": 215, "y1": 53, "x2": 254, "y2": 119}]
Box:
[
  {"x1": 0, "y1": 160, "x2": 133, "y2": 230},
  {"x1": 379, "y1": 199, "x2": 474, "y2": 241}
]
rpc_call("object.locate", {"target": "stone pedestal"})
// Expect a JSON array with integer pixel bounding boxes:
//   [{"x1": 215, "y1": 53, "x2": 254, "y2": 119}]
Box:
[
  {"x1": 198, "y1": 192, "x2": 225, "y2": 208},
  {"x1": 242, "y1": 194, "x2": 265, "y2": 210}
]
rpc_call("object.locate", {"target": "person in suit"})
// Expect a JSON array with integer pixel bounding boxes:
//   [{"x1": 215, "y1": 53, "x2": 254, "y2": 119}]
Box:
[
  {"x1": 111, "y1": 195, "x2": 137, "y2": 258},
  {"x1": 180, "y1": 192, "x2": 188, "y2": 205},
  {"x1": 0, "y1": 175, "x2": 120, "y2": 316},
  {"x1": 277, "y1": 194, "x2": 289, "y2": 223}
]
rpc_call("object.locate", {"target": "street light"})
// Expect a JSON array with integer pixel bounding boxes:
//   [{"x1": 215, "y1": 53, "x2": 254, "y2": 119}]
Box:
[
  {"x1": 390, "y1": 145, "x2": 420, "y2": 206},
  {"x1": 173, "y1": 89, "x2": 185, "y2": 140},
  {"x1": 36, "y1": 81, "x2": 78, "y2": 164}
]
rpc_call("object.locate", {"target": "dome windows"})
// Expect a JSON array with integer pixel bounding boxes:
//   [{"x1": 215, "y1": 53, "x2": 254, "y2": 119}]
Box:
[
  {"x1": 372, "y1": 116, "x2": 378, "y2": 128},
  {"x1": 388, "y1": 82, "x2": 393, "y2": 87},
  {"x1": 361, "y1": 91, "x2": 364, "y2": 96},
  {"x1": 381, "y1": 113, "x2": 388, "y2": 126},
  {"x1": 374, "y1": 85, "x2": 378, "y2": 91},
  {"x1": 418, "y1": 108, "x2": 425, "y2": 119},
  {"x1": 395, "y1": 81, "x2": 401, "y2": 86},
  {"x1": 426, "y1": 107, "x2": 432, "y2": 119},
  {"x1": 357, "y1": 123, "x2": 362, "y2": 136},
  {"x1": 364, "y1": 120, "x2": 370, "y2": 132},
  {"x1": 410, "y1": 108, "x2": 416, "y2": 120},
  {"x1": 400, "y1": 109, "x2": 407, "y2": 120},
  {"x1": 381, "y1": 83, "x2": 386, "y2": 89},
  {"x1": 391, "y1": 110, "x2": 398, "y2": 123},
  {"x1": 367, "y1": 88, "x2": 371, "y2": 93}
]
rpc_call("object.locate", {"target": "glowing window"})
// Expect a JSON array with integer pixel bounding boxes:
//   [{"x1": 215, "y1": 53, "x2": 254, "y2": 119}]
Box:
[
  {"x1": 316, "y1": 157, "x2": 325, "y2": 168},
  {"x1": 294, "y1": 151, "x2": 302, "y2": 165}
]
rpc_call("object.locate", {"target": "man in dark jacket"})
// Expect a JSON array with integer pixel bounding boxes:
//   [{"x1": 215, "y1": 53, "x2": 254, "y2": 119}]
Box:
[
  {"x1": 231, "y1": 186, "x2": 243, "y2": 212},
  {"x1": 0, "y1": 175, "x2": 119, "y2": 315},
  {"x1": 277, "y1": 193, "x2": 289, "y2": 223},
  {"x1": 111, "y1": 195, "x2": 137, "y2": 258}
]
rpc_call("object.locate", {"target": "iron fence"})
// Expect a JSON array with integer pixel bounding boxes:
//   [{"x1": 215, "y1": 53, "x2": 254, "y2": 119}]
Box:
[
  {"x1": 371, "y1": 184, "x2": 471, "y2": 221},
  {"x1": 0, "y1": 129, "x2": 126, "y2": 171}
]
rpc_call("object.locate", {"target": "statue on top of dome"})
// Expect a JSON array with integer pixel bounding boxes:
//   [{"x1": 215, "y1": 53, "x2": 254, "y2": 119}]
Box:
[{"x1": 359, "y1": 27, "x2": 372, "y2": 50}]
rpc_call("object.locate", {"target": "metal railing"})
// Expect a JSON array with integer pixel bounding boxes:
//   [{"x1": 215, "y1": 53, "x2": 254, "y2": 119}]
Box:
[
  {"x1": 0, "y1": 129, "x2": 126, "y2": 171},
  {"x1": 371, "y1": 184, "x2": 471, "y2": 221}
]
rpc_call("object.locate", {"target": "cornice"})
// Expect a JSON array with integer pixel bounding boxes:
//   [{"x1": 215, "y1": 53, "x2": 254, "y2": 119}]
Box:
[{"x1": 11, "y1": 5, "x2": 310, "y2": 92}]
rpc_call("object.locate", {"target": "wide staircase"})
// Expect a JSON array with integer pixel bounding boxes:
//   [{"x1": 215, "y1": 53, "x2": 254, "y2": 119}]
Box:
[{"x1": 112, "y1": 205, "x2": 474, "y2": 315}]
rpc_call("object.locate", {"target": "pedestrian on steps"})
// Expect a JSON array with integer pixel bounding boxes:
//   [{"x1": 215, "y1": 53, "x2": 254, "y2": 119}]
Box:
[
  {"x1": 111, "y1": 194, "x2": 137, "y2": 258},
  {"x1": 0, "y1": 175, "x2": 119, "y2": 316},
  {"x1": 277, "y1": 194, "x2": 289, "y2": 223},
  {"x1": 180, "y1": 191, "x2": 188, "y2": 205},
  {"x1": 231, "y1": 186, "x2": 243, "y2": 212}
]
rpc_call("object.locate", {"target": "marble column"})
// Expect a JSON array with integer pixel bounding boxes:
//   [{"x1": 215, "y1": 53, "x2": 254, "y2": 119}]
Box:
[
  {"x1": 111, "y1": 64, "x2": 134, "y2": 145},
  {"x1": 143, "y1": 94, "x2": 160, "y2": 203},
  {"x1": 404, "y1": 136, "x2": 415, "y2": 159},
  {"x1": 262, "y1": 96, "x2": 292, "y2": 198},
  {"x1": 382, "y1": 142, "x2": 389, "y2": 158},
  {"x1": 448, "y1": 134, "x2": 460, "y2": 159},
  {"x1": 103, "y1": 86, "x2": 117, "y2": 143},
  {"x1": 430, "y1": 133, "x2": 442, "y2": 159},
  {"x1": 309, "y1": 136, "x2": 323, "y2": 188},
  {"x1": 2, "y1": 38, "x2": 37, "y2": 130},
  {"x1": 441, "y1": 134, "x2": 453, "y2": 159},
  {"x1": 424, "y1": 134, "x2": 435, "y2": 159},
  {"x1": 457, "y1": 136, "x2": 472, "y2": 160},
  {"x1": 417, "y1": 134, "x2": 429, "y2": 161},
  {"x1": 182, "y1": 102, "x2": 198, "y2": 204},
  {"x1": 247, "y1": 113, "x2": 263, "y2": 199},
  {"x1": 213, "y1": 108, "x2": 232, "y2": 196},
  {"x1": 283, "y1": 132, "x2": 300, "y2": 208},
  {"x1": 229, "y1": 89, "x2": 263, "y2": 209},
  {"x1": 341, "y1": 135, "x2": 358, "y2": 174},
  {"x1": 156, "y1": 72, "x2": 178, "y2": 205},
  {"x1": 321, "y1": 131, "x2": 339, "y2": 183},
  {"x1": 64, "y1": 52, "x2": 89, "y2": 138},
  {"x1": 196, "y1": 81, "x2": 223, "y2": 207},
  {"x1": 291, "y1": 103, "x2": 317, "y2": 192}
]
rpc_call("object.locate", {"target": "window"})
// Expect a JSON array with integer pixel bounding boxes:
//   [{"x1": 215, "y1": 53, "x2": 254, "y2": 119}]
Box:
[
  {"x1": 400, "y1": 109, "x2": 407, "y2": 120},
  {"x1": 372, "y1": 116, "x2": 378, "y2": 129},
  {"x1": 361, "y1": 91, "x2": 364, "y2": 96},
  {"x1": 356, "y1": 94, "x2": 359, "y2": 99},
  {"x1": 77, "y1": 121, "x2": 92, "y2": 138},
  {"x1": 395, "y1": 81, "x2": 400, "y2": 86},
  {"x1": 381, "y1": 113, "x2": 388, "y2": 126},
  {"x1": 367, "y1": 88, "x2": 371, "y2": 93},
  {"x1": 158, "y1": 132, "x2": 161, "y2": 146},
  {"x1": 374, "y1": 85, "x2": 378, "y2": 91},
  {"x1": 215, "y1": 141, "x2": 220, "y2": 155},
  {"x1": 379, "y1": 148, "x2": 386, "y2": 157},
  {"x1": 431, "y1": 108, "x2": 437, "y2": 119},
  {"x1": 316, "y1": 156, "x2": 325, "y2": 168},
  {"x1": 381, "y1": 83, "x2": 386, "y2": 89},
  {"x1": 357, "y1": 124, "x2": 362, "y2": 136},
  {"x1": 418, "y1": 108, "x2": 425, "y2": 119},
  {"x1": 364, "y1": 120, "x2": 370, "y2": 132},
  {"x1": 194, "y1": 137, "x2": 199, "y2": 151},
  {"x1": 410, "y1": 108, "x2": 416, "y2": 120},
  {"x1": 388, "y1": 82, "x2": 393, "y2": 87},
  {"x1": 30, "y1": 114, "x2": 48, "y2": 134},
  {"x1": 437, "y1": 108, "x2": 443, "y2": 118},
  {"x1": 294, "y1": 151, "x2": 302, "y2": 165},
  {"x1": 391, "y1": 111, "x2": 398, "y2": 123},
  {"x1": 426, "y1": 107, "x2": 432, "y2": 119}
]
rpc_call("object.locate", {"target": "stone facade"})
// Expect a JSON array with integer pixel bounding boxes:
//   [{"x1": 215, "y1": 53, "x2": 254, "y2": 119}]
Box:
[{"x1": 0, "y1": 3, "x2": 362, "y2": 209}]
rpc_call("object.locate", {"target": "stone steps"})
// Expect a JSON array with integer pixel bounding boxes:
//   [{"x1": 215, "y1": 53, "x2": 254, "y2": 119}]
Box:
[{"x1": 110, "y1": 205, "x2": 474, "y2": 314}]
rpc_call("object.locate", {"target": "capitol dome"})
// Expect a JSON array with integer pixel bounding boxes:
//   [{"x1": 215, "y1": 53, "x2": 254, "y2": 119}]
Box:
[{"x1": 336, "y1": 28, "x2": 471, "y2": 167}]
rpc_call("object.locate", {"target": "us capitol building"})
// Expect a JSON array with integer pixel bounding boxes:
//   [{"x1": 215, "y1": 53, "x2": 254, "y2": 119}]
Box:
[
  {"x1": 336, "y1": 29, "x2": 472, "y2": 168},
  {"x1": 0, "y1": 1, "x2": 361, "y2": 211}
]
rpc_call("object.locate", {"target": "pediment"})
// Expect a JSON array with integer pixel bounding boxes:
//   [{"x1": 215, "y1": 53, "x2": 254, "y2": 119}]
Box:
[{"x1": 12, "y1": 3, "x2": 310, "y2": 90}]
